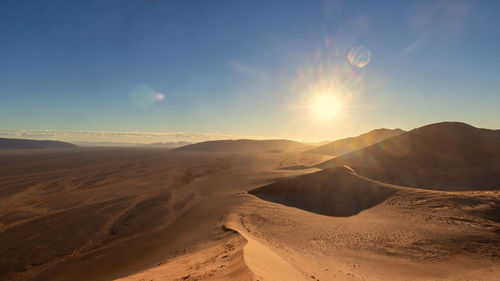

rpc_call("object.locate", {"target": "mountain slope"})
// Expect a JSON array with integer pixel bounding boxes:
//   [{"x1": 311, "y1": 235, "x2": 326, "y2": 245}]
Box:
[
  {"x1": 316, "y1": 122, "x2": 500, "y2": 190},
  {"x1": 306, "y1": 128, "x2": 405, "y2": 156},
  {"x1": 173, "y1": 139, "x2": 309, "y2": 152},
  {"x1": 0, "y1": 138, "x2": 76, "y2": 150}
]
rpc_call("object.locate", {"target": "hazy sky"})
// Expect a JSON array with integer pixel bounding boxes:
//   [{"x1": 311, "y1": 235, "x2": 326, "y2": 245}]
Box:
[{"x1": 1, "y1": 0, "x2": 499, "y2": 143}]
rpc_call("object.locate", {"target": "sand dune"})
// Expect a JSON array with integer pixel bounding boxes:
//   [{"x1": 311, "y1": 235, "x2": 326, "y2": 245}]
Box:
[
  {"x1": 225, "y1": 213, "x2": 309, "y2": 281},
  {"x1": 2, "y1": 122, "x2": 500, "y2": 281},
  {"x1": 250, "y1": 167, "x2": 397, "y2": 216},
  {"x1": 114, "y1": 230, "x2": 253, "y2": 281},
  {"x1": 316, "y1": 122, "x2": 500, "y2": 190},
  {"x1": 173, "y1": 139, "x2": 309, "y2": 153},
  {"x1": 112, "y1": 159, "x2": 500, "y2": 281},
  {"x1": 0, "y1": 148, "x2": 322, "y2": 281},
  {"x1": 229, "y1": 186, "x2": 500, "y2": 280},
  {"x1": 0, "y1": 138, "x2": 76, "y2": 150},
  {"x1": 306, "y1": 128, "x2": 405, "y2": 156}
]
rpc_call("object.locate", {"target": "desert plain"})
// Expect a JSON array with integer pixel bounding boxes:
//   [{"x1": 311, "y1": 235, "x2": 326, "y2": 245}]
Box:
[{"x1": 0, "y1": 122, "x2": 499, "y2": 281}]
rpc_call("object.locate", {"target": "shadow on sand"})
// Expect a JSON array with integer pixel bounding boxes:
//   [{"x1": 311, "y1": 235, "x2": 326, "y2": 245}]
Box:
[{"x1": 249, "y1": 167, "x2": 398, "y2": 217}]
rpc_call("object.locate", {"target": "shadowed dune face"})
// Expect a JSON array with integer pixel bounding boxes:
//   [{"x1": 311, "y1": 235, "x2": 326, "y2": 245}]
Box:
[
  {"x1": 249, "y1": 167, "x2": 398, "y2": 217},
  {"x1": 316, "y1": 122, "x2": 500, "y2": 190}
]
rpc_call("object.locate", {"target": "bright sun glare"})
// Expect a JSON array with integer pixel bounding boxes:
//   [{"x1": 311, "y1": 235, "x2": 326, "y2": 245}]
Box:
[{"x1": 310, "y1": 93, "x2": 343, "y2": 121}]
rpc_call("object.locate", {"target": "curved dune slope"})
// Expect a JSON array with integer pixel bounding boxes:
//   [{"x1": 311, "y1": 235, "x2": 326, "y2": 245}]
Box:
[
  {"x1": 249, "y1": 167, "x2": 397, "y2": 217},
  {"x1": 225, "y1": 213, "x2": 309, "y2": 281},
  {"x1": 316, "y1": 122, "x2": 500, "y2": 190}
]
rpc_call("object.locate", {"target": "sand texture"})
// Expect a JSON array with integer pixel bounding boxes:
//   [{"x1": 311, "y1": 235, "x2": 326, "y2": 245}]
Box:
[{"x1": 1, "y1": 122, "x2": 499, "y2": 280}]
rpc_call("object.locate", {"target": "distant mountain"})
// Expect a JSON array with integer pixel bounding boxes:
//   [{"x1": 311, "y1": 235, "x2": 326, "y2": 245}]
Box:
[
  {"x1": 306, "y1": 128, "x2": 405, "y2": 156},
  {"x1": 173, "y1": 139, "x2": 309, "y2": 152},
  {"x1": 316, "y1": 122, "x2": 500, "y2": 190},
  {"x1": 0, "y1": 138, "x2": 76, "y2": 150}
]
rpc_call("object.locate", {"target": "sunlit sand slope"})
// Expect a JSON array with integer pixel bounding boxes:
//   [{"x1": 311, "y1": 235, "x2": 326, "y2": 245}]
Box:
[
  {"x1": 306, "y1": 128, "x2": 404, "y2": 156},
  {"x1": 114, "y1": 231, "x2": 254, "y2": 281},
  {"x1": 238, "y1": 176, "x2": 500, "y2": 280},
  {"x1": 225, "y1": 213, "x2": 309, "y2": 281}
]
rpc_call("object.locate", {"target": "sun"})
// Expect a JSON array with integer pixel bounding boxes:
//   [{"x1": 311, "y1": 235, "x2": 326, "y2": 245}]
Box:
[{"x1": 309, "y1": 93, "x2": 343, "y2": 121}]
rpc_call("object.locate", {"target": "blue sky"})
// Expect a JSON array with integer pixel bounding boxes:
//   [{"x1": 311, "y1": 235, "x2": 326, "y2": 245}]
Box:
[{"x1": 1, "y1": 0, "x2": 499, "y2": 143}]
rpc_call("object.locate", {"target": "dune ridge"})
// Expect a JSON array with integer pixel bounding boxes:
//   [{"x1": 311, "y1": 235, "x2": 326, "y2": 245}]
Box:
[
  {"x1": 235, "y1": 183, "x2": 500, "y2": 280},
  {"x1": 2, "y1": 121, "x2": 500, "y2": 281},
  {"x1": 173, "y1": 139, "x2": 309, "y2": 152},
  {"x1": 306, "y1": 128, "x2": 405, "y2": 156},
  {"x1": 114, "y1": 231, "x2": 253, "y2": 281},
  {"x1": 316, "y1": 122, "x2": 500, "y2": 190},
  {"x1": 224, "y1": 213, "x2": 309, "y2": 281},
  {"x1": 0, "y1": 138, "x2": 76, "y2": 150}
]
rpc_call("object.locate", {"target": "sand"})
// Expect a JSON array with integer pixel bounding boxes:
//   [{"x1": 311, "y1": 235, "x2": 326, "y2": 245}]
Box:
[
  {"x1": 306, "y1": 128, "x2": 404, "y2": 156},
  {"x1": 316, "y1": 122, "x2": 500, "y2": 190},
  {"x1": 232, "y1": 169, "x2": 500, "y2": 280},
  {"x1": 0, "y1": 148, "x2": 326, "y2": 281},
  {"x1": 114, "y1": 167, "x2": 500, "y2": 281},
  {"x1": 1, "y1": 128, "x2": 499, "y2": 281}
]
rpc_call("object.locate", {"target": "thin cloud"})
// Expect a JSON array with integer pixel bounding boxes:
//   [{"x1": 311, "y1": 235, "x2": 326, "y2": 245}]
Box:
[
  {"x1": 402, "y1": 37, "x2": 425, "y2": 55},
  {"x1": 0, "y1": 129, "x2": 261, "y2": 144},
  {"x1": 228, "y1": 61, "x2": 268, "y2": 80},
  {"x1": 409, "y1": 0, "x2": 472, "y2": 41}
]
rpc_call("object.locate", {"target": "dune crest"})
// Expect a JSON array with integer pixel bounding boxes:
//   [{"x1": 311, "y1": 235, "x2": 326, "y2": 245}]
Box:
[
  {"x1": 114, "y1": 233, "x2": 253, "y2": 281},
  {"x1": 0, "y1": 138, "x2": 76, "y2": 150},
  {"x1": 224, "y1": 213, "x2": 309, "y2": 281},
  {"x1": 306, "y1": 128, "x2": 405, "y2": 156},
  {"x1": 316, "y1": 122, "x2": 500, "y2": 190},
  {"x1": 173, "y1": 139, "x2": 309, "y2": 152}
]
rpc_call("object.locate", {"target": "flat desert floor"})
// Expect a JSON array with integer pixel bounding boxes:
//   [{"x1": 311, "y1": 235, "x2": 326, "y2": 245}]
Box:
[{"x1": 1, "y1": 148, "x2": 499, "y2": 281}]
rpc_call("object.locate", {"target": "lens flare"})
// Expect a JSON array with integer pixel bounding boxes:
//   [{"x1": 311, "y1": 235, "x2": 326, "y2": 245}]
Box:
[
  {"x1": 348, "y1": 46, "x2": 371, "y2": 68},
  {"x1": 155, "y1": 93, "x2": 165, "y2": 101},
  {"x1": 130, "y1": 85, "x2": 163, "y2": 108}
]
